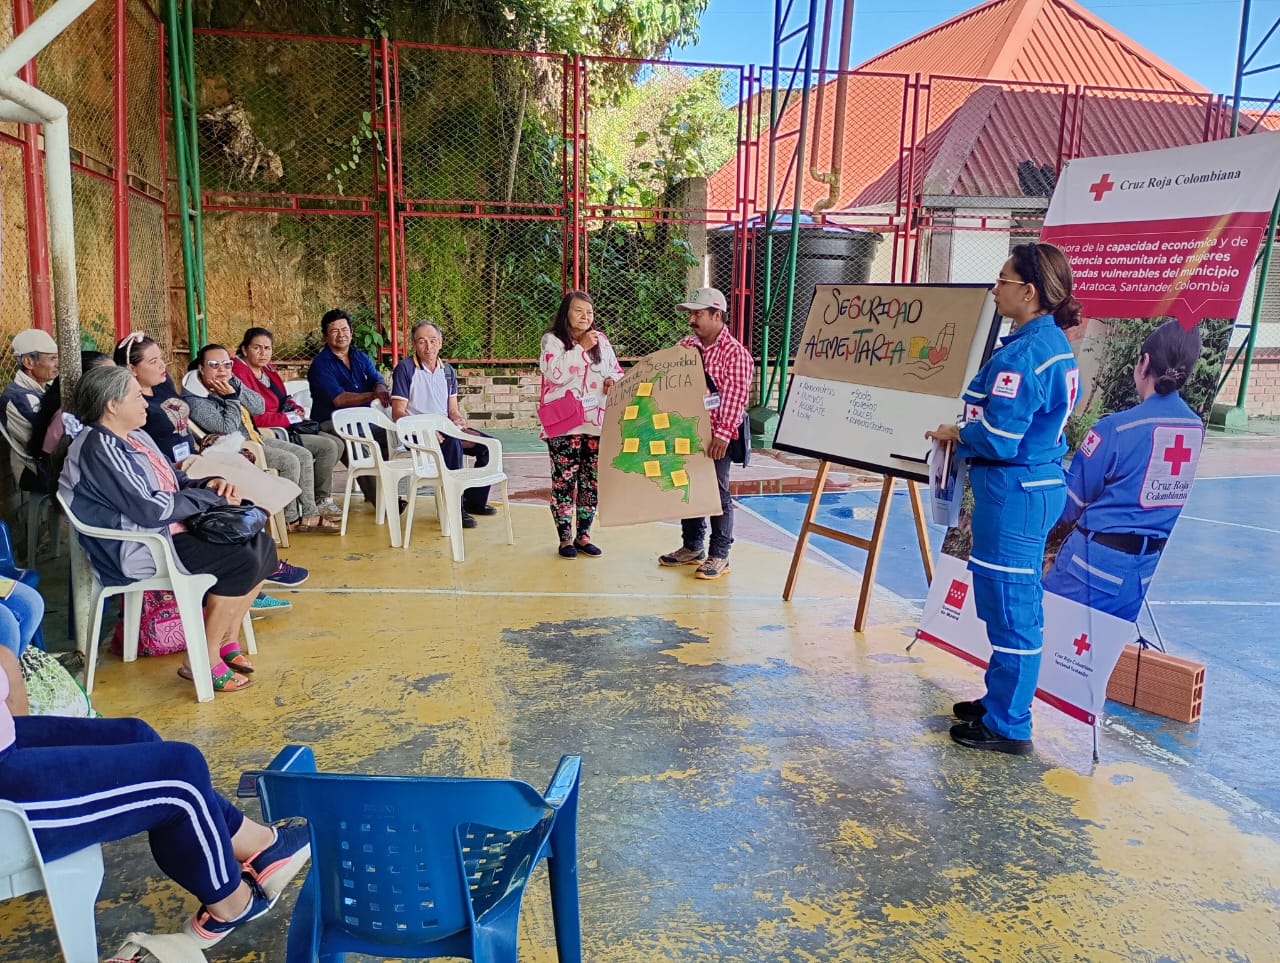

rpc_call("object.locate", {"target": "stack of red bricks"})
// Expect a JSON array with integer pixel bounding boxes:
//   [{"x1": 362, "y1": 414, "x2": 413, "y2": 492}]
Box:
[{"x1": 1107, "y1": 644, "x2": 1205, "y2": 723}]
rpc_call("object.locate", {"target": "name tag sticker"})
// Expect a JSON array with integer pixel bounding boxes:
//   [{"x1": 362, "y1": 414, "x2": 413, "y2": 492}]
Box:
[
  {"x1": 704, "y1": 393, "x2": 721, "y2": 411},
  {"x1": 582, "y1": 395, "x2": 600, "y2": 411},
  {"x1": 171, "y1": 441, "x2": 191, "y2": 463}
]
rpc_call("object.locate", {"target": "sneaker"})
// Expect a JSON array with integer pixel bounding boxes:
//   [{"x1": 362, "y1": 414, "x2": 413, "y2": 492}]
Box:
[
  {"x1": 460, "y1": 511, "x2": 478, "y2": 529},
  {"x1": 694, "y1": 557, "x2": 731, "y2": 580},
  {"x1": 264, "y1": 560, "x2": 309, "y2": 587},
  {"x1": 184, "y1": 881, "x2": 275, "y2": 949},
  {"x1": 318, "y1": 498, "x2": 343, "y2": 519},
  {"x1": 558, "y1": 544, "x2": 578, "y2": 559},
  {"x1": 659, "y1": 546, "x2": 706, "y2": 567},
  {"x1": 574, "y1": 537, "x2": 603, "y2": 558},
  {"x1": 242, "y1": 820, "x2": 312, "y2": 900},
  {"x1": 953, "y1": 699, "x2": 985, "y2": 722},
  {"x1": 949, "y1": 719, "x2": 1033, "y2": 756},
  {"x1": 250, "y1": 593, "x2": 292, "y2": 615}
]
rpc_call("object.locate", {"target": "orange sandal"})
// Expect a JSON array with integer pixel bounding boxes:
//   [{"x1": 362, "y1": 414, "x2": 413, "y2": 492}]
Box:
[
  {"x1": 178, "y1": 661, "x2": 253, "y2": 692},
  {"x1": 218, "y1": 641, "x2": 254, "y2": 673}
]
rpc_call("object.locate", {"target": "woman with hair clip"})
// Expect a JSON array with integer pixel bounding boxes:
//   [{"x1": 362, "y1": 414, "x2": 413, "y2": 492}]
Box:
[
  {"x1": 539, "y1": 291, "x2": 624, "y2": 558},
  {"x1": 114, "y1": 333, "x2": 197, "y2": 466},
  {"x1": 927, "y1": 241, "x2": 1083, "y2": 756},
  {"x1": 1042, "y1": 319, "x2": 1205, "y2": 621}
]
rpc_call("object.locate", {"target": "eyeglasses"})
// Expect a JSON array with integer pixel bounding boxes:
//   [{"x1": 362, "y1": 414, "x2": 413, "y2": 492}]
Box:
[
  {"x1": 995, "y1": 275, "x2": 1028, "y2": 286},
  {"x1": 203, "y1": 360, "x2": 234, "y2": 369}
]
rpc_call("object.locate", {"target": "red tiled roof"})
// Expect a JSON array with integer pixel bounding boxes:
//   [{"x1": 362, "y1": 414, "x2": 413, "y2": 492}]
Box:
[
  {"x1": 859, "y1": 0, "x2": 1206, "y2": 92},
  {"x1": 707, "y1": 0, "x2": 1223, "y2": 215}
]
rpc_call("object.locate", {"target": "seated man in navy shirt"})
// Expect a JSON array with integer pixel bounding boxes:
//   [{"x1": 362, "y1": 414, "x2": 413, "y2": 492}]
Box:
[
  {"x1": 390, "y1": 320, "x2": 497, "y2": 529},
  {"x1": 308, "y1": 308, "x2": 392, "y2": 502}
]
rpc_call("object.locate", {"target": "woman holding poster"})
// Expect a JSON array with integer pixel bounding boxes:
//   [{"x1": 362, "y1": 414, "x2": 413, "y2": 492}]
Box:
[
  {"x1": 927, "y1": 243, "x2": 1082, "y2": 755},
  {"x1": 1042, "y1": 320, "x2": 1204, "y2": 621}
]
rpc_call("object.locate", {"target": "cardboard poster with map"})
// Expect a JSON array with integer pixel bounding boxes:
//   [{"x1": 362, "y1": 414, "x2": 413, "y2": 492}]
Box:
[{"x1": 598, "y1": 344, "x2": 723, "y2": 526}]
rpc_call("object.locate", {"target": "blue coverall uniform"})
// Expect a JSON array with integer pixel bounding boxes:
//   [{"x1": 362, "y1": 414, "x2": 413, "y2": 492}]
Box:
[
  {"x1": 1042, "y1": 391, "x2": 1203, "y2": 621},
  {"x1": 956, "y1": 314, "x2": 1078, "y2": 741}
]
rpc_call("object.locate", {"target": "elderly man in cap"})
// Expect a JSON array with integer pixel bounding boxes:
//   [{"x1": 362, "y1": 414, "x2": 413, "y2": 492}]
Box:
[
  {"x1": 657, "y1": 287, "x2": 753, "y2": 580},
  {"x1": 1, "y1": 328, "x2": 58, "y2": 490}
]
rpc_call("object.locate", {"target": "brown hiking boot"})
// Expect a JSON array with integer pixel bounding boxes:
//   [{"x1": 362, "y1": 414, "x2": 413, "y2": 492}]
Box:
[
  {"x1": 659, "y1": 546, "x2": 706, "y2": 566},
  {"x1": 694, "y1": 557, "x2": 731, "y2": 580}
]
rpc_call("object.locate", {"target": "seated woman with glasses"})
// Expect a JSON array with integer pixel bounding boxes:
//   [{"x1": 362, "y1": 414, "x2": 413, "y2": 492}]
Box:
[
  {"x1": 183, "y1": 344, "x2": 338, "y2": 534},
  {"x1": 61, "y1": 365, "x2": 278, "y2": 693}
]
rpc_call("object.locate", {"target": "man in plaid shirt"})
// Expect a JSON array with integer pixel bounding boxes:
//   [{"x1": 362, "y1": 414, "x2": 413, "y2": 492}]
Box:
[{"x1": 659, "y1": 287, "x2": 753, "y2": 580}]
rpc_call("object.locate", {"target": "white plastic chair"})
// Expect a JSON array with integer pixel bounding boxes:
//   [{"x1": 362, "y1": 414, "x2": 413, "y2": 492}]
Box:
[
  {"x1": 0, "y1": 417, "x2": 61, "y2": 566},
  {"x1": 396, "y1": 414, "x2": 513, "y2": 562},
  {"x1": 0, "y1": 801, "x2": 103, "y2": 963},
  {"x1": 58, "y1": 492, "x2": 257, "y2": 704},
  {"x1": 331, "y1": 407, "x2": 414, "y2": 547},
  {"x1": 284, "y1": 379, "x2": 312, "y2": 418}
]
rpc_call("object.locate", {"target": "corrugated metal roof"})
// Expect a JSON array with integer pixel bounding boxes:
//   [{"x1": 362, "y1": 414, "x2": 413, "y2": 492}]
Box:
[{"x1": 708, "y1": 0, "x2": 1231, "y2": 215}]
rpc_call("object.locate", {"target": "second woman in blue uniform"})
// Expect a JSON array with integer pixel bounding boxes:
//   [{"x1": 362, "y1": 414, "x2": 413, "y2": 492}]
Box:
[
  {"x1": 1042, "y1": 319, "x2": 1204, "y2": 621},
  {"x1": 927, "y1": 242, "x2": 1082, "y2": 755}
]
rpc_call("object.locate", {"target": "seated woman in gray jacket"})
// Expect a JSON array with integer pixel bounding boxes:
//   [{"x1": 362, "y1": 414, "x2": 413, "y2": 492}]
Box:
[
  {"x1": 183, "y1": 344, "x2": 337, "y2": 533},
  {"x1": 60, "y1": 365, "x2": 277, "y2": 693}
]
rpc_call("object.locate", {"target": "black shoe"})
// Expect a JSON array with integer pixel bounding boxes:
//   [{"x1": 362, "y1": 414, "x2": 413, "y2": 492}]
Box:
[
  {"x1": 953, "y1": 699, "x2": 986, "y2": 722},
  {"x1": 558, "y1": 544, "x2": 577, "y2": 559},
  {"x1": 398, "y1": 498, "x2": 408, "y2": 516},
  {"x1": 461, "y1": 512, "x2": 478, "y2": 529},
  {"x1": 469, "y1": 505, "x2": 499, "y2": 516},
  {"x1": 949, "y1": 720, "x2": 1033, "y2": 756},
  {"x1": 574, "y1": 538, "x2": 603, "y2": 557}
]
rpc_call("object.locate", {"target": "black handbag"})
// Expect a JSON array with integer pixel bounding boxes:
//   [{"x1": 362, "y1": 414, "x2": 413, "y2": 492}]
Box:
[
  {"x1": 286, "y1": 418, "x2": 322, "y2": 445},
  {"x1": 185, "y1": 502, "x2": 269, "y2": 544}
]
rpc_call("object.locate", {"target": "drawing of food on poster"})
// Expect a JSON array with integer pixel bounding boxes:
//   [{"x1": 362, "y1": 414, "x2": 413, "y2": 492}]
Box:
[
  {"x1": 793, "y1": 284, "x2": 990, "y2": 398},
  {"x1": 598, "y1": 345, "x2": 723, "y2": 526}
]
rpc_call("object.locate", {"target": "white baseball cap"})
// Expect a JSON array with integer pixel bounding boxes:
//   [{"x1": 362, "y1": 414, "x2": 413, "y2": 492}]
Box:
[
  {"x1": 11, "y1": 329, "x2": 57, "y2": 356},
  {"x1": 676, "y1": 287, "x2": 727, "y2": 312}
]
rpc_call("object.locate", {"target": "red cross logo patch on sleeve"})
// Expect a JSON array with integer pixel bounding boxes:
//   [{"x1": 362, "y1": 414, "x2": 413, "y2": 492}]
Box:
[
  {"x1": 1079, "y1": 429, "x2": 1102, "y2": 457},
  {"x1": 1139, "y1": 426, "x2": 1203, "y2": 508},
  {"x1": 991, "y1": 371, "x2": 1021, "y2": 399}
]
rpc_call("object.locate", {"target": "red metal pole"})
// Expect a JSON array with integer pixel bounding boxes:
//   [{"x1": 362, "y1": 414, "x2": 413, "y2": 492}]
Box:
[
  {"x1": 578, "y1": 56, "x2": 589, "y2": 291},
  {"x1": 113, "y1": 0, "x2": 130, "y2": 339},
  {"x1": 379, "y1": 35, "x2": 399, "y2": 362},
  {"x1": 13, "y1": 0, "x2": 53, "y2": 333}
]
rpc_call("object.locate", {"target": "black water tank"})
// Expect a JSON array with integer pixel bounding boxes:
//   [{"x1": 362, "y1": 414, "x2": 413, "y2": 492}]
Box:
[{"x1": 709, "y1": 218, "x2": 883, "y2": 359}]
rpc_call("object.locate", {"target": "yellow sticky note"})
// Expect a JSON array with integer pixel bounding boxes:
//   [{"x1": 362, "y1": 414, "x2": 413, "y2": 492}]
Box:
[
  {"x1": 623, "y1": 405, "x2": 639, "y2": 421},
  {"x1": 644, "y1": 460, "x2": 661, "y2": 477},
  {"x1": 652, "y1": 412, "x2": 670, "y2": 430},
  {"x1": 636, "y1": 382, "x2": 654, "y2": 397},
  {"x1": 622, "y1": 437, "x2": 639, "y2": 453},
  {"x1": 671, "y1": 469, "x2": 689, "y2": 487},
  {"x1": 674, "y1": 437, "x2": 691, "y2": 455},
  {"x1": 649, "y1": 440, "x2": 667, "y2": 455}
]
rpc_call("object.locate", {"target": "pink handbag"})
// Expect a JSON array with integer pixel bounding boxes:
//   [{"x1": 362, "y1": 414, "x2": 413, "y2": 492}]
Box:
[{"x1": 537, "y1": 393, "x2": 586, "y2": 438}]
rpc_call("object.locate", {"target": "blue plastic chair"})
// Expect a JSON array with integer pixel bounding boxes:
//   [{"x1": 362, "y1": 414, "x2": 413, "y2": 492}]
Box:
[
  {"x1": 0, "y1": 520, "x2": 45, "y2": 651},
  {"x1": 244, "y1": 745, "x2": 583, "y2": 963}
]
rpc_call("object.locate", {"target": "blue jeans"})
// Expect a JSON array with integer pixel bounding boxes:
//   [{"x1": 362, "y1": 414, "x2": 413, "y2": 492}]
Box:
[
  {"x1": 0, "y1": 580, "x2": 44, "y2": 657},
  {"x1": 681, "y1": 455, "x2": 734, "y2": 560}
]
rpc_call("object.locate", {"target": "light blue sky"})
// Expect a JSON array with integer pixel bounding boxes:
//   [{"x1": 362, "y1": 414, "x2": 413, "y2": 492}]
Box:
[{"x1": 674, "y1": 0, "x2": 1280, "y2": 100}]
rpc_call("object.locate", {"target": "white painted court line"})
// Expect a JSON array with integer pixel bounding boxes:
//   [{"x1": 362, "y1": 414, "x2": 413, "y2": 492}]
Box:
[
  {"x1": 1178, "y1": 514, "x2": 1280, "y2": 536},
  {"x1": 287, "y1": 586, "x2": 829, "y2": 602}
]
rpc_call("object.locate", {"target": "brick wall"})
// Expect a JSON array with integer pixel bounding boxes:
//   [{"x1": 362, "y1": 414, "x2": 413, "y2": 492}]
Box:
[
  {"x1": 455, "y1": 365, "x2": 543, "y2": 428},
  {"x1": 1217, "y1": 348, "x2": 1280, "y2": 418}
]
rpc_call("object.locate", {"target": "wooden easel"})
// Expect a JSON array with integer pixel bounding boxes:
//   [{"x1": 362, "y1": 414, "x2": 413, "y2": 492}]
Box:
[{"x1": 782, "y1": 461, "x2": 934, "y2": 631}]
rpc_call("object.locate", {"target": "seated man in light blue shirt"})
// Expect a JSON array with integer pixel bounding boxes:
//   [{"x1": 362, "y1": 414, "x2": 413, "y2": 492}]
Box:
[{"x1": 390, "y1": 321, "x2": 495, "y2": 529}]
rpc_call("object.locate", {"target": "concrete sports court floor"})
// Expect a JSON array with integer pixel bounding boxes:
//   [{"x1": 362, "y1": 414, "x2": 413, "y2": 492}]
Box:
[{"x1": 1, "y1": 429, "x2": 1278, "y2": 960}]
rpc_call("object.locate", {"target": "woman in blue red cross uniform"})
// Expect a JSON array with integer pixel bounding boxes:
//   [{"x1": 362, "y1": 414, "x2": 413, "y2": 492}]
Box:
[
  {"x1": 928, "y1": 242, "x2": 1082, "y2": 755},
  {"x1": 1042, "y1": 319, "x2": 1204, "y2": 622}
]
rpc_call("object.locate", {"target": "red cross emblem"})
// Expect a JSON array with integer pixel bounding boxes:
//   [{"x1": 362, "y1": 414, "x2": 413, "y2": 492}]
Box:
[
  {"x1": 1073, "y1": 633, "x2": 1091, "y2": 656},
  {"x1": 1163, "y1": 434, "x2": 1193, "y2": 476},
  {"x1": 1001, "y1": 374, "x2": 1013, "y2": 385},
  {"x1": 1089, "y1": 173, "x2": 1115, "y2": 202}
]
